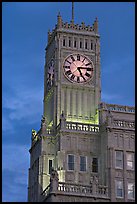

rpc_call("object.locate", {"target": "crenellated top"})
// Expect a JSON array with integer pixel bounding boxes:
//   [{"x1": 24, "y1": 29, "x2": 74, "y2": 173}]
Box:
[{"x1": 47, "y1": 12, "x2": 99, "y2": 43}]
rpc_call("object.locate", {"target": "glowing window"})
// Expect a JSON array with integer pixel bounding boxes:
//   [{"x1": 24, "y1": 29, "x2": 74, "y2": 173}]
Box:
[
  {"x1": 128, "y1": 183, "x2": 135, "y2": 199},
  {"x1": 115, "y1": 180, "x2": 124, "y2": 198},
  {"x1": 127, "y1": 152, "x2": 134, "y2": 170}
]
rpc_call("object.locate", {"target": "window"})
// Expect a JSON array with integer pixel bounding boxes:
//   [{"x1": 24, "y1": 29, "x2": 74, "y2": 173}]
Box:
[
  {"x1": 115, "y1": 151, "x2": 123, "y2": 169},
  {"x1": 80, "y1": 41, "x2": 82, "y2": 48},
  {"x1": 68, "y1": 155, "x2": 74, "y2": 170},
  {"x1": 80, "y1": 156, "x2": 86, "y2": 171},
  {"x1": 74, "y1": 39, "x2": 77, "y2": 48},
  {"x1": 85, "y1": 40, "x2": 88, "y2": 49},
  {"x1": 127, "y1": 152, "x2": 134, "y2": 170},
  {"x1": 69, "y1": 38, "x2": 71, "y2": 47},
  {"x1": 49, "y1": 160, "x2": 52, "y2": 174},
  {"x1": 92, "y1": 158, "x2": 98, "y2": 173},
  {"x1": 115, "y1": 180, "x2": 124, "y2": 198},
  {"x1": 91, "y1": 41, "x2": 93, "y2": 50},
  {"x1": 128, "y1": 183, "x2": 135, "y2": 199},
  {"x1": 63, "y1": 38, "x2": 66, "y2": 46}
]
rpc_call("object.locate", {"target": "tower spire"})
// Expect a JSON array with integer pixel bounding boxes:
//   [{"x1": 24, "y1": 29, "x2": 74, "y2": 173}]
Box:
[{"x1": 72, "y1": 2, "x2": 74, "y2": 23}]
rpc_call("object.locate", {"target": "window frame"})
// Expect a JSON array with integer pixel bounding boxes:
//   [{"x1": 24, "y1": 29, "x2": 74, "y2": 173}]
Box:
[
  {"x1": 92, "y1": 157, "x2": 98, "y2": 173},
  {"x1": 91, "y1": 41, "x2": 93, "y2": 50},
  {"x1": 48, "y1": 159, "x2": 53, "y2": 174},
  {"x1": 115, "y1": 150, "x2": 123, "y2": 169},
  {"x1": 85, "y1": 40, "x2": 88, "y2": 49},
  {"x1": 67, "y1": 154, "x2": 75, "y2": 171},
  {"x1": 74, "y1": 39, "x2": 77, "y2": 48},
  {"x1": 63, "y1": 38, "x2": 66, "y2": 46},
  {"x1": 80, "y1": 155, "x2": 87, "y2": 172},
  {"x1": 127, "y1": 182, "x2": 135, "y2": 200},
  {"x1": 80, "y1": 40, "x2": 82, "y2": 49},
  {"x1": 68, "y1": 37, "x2": 71, "y2": 47},
  {"x1": 126, "y1": 152, "x2": 134, "y2": 170},
  {"x1": 115, "y1": 180, "x2": 124, "y2": 198}
]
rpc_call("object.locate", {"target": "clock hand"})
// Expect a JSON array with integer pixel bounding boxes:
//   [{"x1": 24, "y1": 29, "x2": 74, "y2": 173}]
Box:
[
  {"x1": 77, "y1": 67, "x2": 86, "y2": 81},
  {"x1": 77, "y1": 67, "x2": 91, "y2": 69}
]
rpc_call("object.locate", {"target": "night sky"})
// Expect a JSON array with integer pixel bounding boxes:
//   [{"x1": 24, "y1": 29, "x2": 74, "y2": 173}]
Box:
[{"x1": 2, "y1": 2, "x2": 135, "y2": 202}]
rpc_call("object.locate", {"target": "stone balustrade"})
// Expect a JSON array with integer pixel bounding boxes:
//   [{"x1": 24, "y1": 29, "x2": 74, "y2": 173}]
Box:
[
  {"x1": 113, "y1": 120, "x2": 135, "y2": 129},
  {"x1": 41, "y1": 170, "x2": 109, "y2": 202},
  {"x1": 58, "y1": 182, "x2": 92, "y2": 194},
  {"x1": 41, "y1": 181, "x2": 108, "y2": 200},
  {"x1": 66, "y1": 121, "x2": 99, "y2": 133}
]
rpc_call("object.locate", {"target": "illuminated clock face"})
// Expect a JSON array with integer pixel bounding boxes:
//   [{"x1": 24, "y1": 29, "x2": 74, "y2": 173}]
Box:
[
  {"x1": 47, "y1": 59, "x2": 54, "y2": 90},
  {"x1": 63, "y1": 53, "x2": 94, "y2": 83}
]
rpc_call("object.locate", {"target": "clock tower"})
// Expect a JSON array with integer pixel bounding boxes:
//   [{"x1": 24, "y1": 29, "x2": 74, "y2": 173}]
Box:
[
  {"x1": 28, "y1": 5, "x2": 135, "y2": 203},
  {"x1": 44, "y1": 13, "x2": 100, "y2": 130},
  {"x1": 28, "y1": 13, "x2": 101, "y2": 201}
]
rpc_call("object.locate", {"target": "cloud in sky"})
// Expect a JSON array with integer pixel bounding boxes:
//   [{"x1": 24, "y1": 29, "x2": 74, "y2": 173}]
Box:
[
  {"x1": 2, "y1": 84, "x2": 43, "y2": 136},
  {"x1": 2, "y1": 144, "x2": 30, "y2": 202}
]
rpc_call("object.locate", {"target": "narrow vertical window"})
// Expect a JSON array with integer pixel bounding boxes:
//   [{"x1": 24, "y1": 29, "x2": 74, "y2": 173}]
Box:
[
  {"x1": 92, "y1": 158, "x2": 98, "y2": 173},
  {"x1": 115, "y1": 151, "x2": 123, "y2": 169},
  {"x1": 69, "y1": 38, "x2": 71, "y2": 47},
  {"x1": 91, "y1": 41, "x2": 93, "y2": 50},
  {"x1": 49, "y1": 160, "x2": 52, "y2": 174},
  {"x1": 80, "y1": 41, "x2": 82, "y2": 48},
  {"x1": 85, "y1": 40, "x2": 88, "y2": 49},
  {"x1": 68, "y1": 155, "x2": 74, "y2": 170},
  {"x1": 128, "y1": 183, "x2": 135, "y2": 199},
  {"x1": 80, "y1": 156, "x2": 86, "y2": 171},
  {"x1": 115, "y1": 180, "x2": 124, "y2": 198},
  {"x1": 74, "y1": 39, "x2": 77, "y2": 48},
  {"x1": 127, "y1": 152, "x2": 134, "y2": 170},
  {"x1": 63, "y1": 38, "x2": 66, "y2": 46}
]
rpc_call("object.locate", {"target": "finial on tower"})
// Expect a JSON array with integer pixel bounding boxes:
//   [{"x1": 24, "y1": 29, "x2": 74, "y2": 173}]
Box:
[
  {"x1": 72, "y1": 2, "x2": 74, "y2": 23},
  {"x1": 57, "y1": 12, "x2": 63, "y2": 28}
]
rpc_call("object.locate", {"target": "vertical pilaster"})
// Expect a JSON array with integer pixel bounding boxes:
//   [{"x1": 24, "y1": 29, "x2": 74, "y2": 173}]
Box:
[
  {"x1": 78, "y1": 90, "x2": 82, "y2": 117},
  {"x1": 61, "y1": 88, "x2": 65, "y2": 114},
  {"x1": 66, "y1": 88, "x2": 70, "y2": 117}
]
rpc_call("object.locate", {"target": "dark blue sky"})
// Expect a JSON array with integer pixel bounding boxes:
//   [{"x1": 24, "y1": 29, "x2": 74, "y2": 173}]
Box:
[{"x1": 2, "y1": 2, "x2": 135, "y2": 202}]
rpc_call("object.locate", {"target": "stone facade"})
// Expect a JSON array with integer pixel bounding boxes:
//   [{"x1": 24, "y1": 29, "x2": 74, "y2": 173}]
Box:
[{"x1": 28, "y1": 13, "x2": 135, "y2": 202}]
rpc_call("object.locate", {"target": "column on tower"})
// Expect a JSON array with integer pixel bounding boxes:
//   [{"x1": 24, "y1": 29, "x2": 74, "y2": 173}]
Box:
[
  {"x1": 72, "y1": 88, "x2": 76, "y2": 119},
  {"x1": 77, "y1": 90, "x2": 82, "y2": 118},
  {"x1": 66, "y1": 87, "x2": 70, "y2": 118}
]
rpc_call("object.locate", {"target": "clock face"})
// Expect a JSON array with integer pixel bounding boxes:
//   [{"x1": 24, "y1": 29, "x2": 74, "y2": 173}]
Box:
[
  {"x1": 63, "y1": 53, "x2": 94, "y2": 83},
  {"x1": 47, "y1": 59, "x2": 54, "y2": 90}
]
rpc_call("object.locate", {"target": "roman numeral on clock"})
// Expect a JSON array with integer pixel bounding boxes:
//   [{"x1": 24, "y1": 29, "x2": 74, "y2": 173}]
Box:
[
  {"x1": 70, "y1": 74, "x2": 75, "y2": 80},
  {"x1": 82, "y1": 57, "x2": 86, "y2": 63},
  {"x1": 66, "y1": 60, "x2": 71, "y2": 64},
  {"x1": 65, "y1": 70, "x2": 72, "y2": 75},
  {"x1": 77, "y1": 54, "x2": 80, "y2": 61},
  {"x1": 85, "y1": 72, "x2": 90, "y2": 77},
  {"x1": 87, "y1": 68, "x2": 92, "y2": 71},
  {"x1": 77, "y1": 77, "x2": 80, "y2": 82},
  {"x1": 85, "y1": 62, "x2": 91, "y2": 66},
  {"x1": 64, "y1": 65, "x2": 70, "y2": 69},
  {"x1": 70, "y1": 55, "x2": 75, "y2": 62}
]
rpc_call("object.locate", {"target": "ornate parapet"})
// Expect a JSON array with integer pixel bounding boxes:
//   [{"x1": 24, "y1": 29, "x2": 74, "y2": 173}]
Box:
[
  {"x1": 47, "y1": 13, "x2": 99, "y2": 46},
  {"x1": 41, "y1": 174, "x2": 109, "y2": 202},
  {"x1": 99, "y1": 102, "x2": 135, "y2": 113},
  {"x1": 112, "y1": 119, "x2": 135, "y2": 129},
  {"x1": 56, "y1": 121, "x2": 99, "y2": 134}
]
